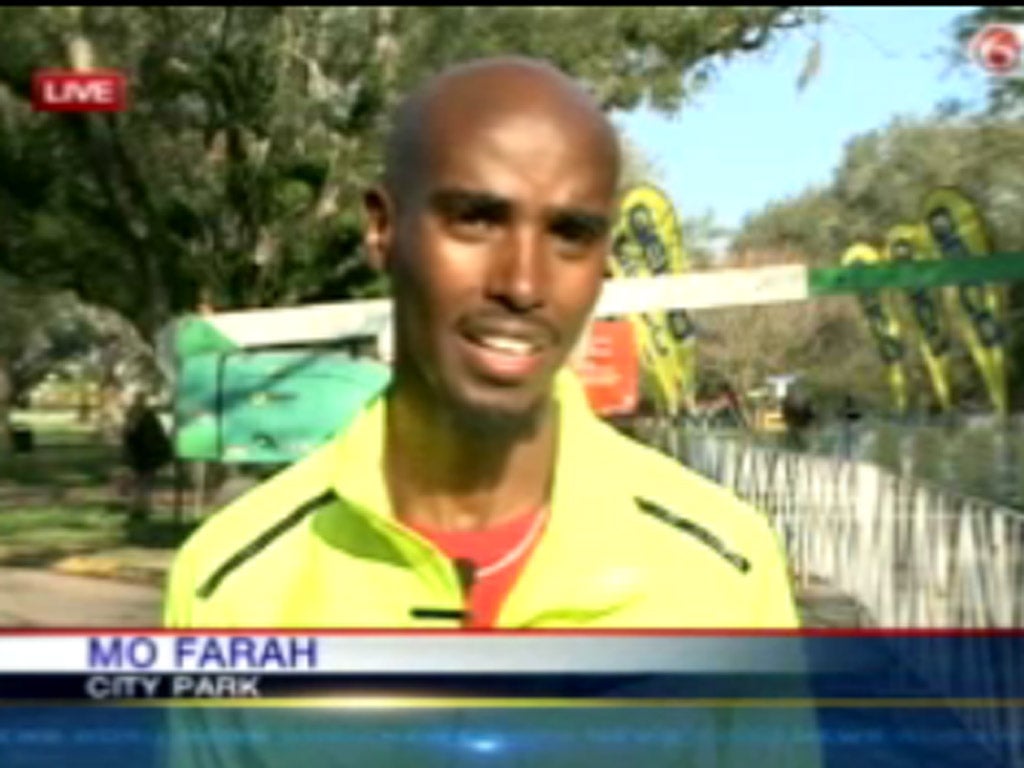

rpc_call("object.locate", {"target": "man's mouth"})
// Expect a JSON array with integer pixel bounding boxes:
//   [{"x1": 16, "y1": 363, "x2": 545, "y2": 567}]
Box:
[
  {"x1": 466, "y1": 333, "x2": 542, "y2": 357},
  {"x1": 457, "y1": 323, "x2": 554, "y2": 382}
]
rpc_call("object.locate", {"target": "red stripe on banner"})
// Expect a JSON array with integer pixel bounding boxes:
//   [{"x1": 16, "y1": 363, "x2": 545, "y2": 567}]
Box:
[{"x1": 1, "y1": 628, "x2": 1024, "y2": 637}]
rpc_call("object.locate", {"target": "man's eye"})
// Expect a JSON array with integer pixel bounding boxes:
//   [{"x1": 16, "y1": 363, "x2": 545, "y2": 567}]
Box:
[
  {"x1": 453, "y1": 209, "x2": 496, "y2": 227},
  {"x1": 550, "y1": 218, "x2": 605, "y2": 247}
]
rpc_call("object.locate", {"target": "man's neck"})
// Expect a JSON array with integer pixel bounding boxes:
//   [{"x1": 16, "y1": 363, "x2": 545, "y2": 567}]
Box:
[{"x1": 384, "y1": 384, "x2": 557, "y2": 532}]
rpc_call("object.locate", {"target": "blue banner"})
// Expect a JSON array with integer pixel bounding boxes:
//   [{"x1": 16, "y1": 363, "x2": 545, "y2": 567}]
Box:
[{"x1": 1, "y1": 635, "x2": 1021, "y2": 767}]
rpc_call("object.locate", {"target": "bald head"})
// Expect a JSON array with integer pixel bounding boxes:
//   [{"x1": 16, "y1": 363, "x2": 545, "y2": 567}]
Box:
[{"x1": 383, "y1": 57, "x2": 621, "y2": 203}]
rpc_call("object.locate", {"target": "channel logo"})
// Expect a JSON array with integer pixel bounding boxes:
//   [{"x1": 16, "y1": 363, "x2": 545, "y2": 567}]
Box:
[
  {"x1": 967, "y1": 23, "x2": 1024, "y2": 78},
  {"x1": 32, "y1": 69, "x2": 128, "y2": 113}
]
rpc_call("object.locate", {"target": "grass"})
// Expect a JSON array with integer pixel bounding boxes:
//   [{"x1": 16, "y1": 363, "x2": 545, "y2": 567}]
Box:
[
  {"x1": 1, "y1": 444, "x2": 119, "y2": 489},
  {"x1": 0, "y1": 506, "x2": 123, "y2": 536},
  {"x1": 0, "y1": 506, "x2": 123, "y2": 560},
  {"x1": 1, "y1": 420, "x2": 200, "y2": 564},
  {"x1": 0, "y1": 504, "x2": 197, "y2": 562}
]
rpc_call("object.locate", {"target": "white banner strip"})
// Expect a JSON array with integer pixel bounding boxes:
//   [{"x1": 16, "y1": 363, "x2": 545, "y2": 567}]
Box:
[
  {"x1": 208, "y1": 298, "x2": 392, "y2": 349},
  {"x1": 595, "y1": 265, "x2": 809, "y2": 316},
  {"x1": 0, "y1": 635, "x2": 819, "y2": 674},
  {"x1": 201, "y1": 265, "x2": 812, "y2": 349}
]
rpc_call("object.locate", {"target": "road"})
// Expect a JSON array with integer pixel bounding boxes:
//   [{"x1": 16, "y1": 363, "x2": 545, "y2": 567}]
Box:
[{"x1": 0, "y1": 567, "x2": 162, "y2": 627}]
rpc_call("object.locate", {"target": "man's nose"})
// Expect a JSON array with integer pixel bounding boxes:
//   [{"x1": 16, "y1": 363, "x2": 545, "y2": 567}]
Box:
[{"x1": 486, "y1": 226, "x2": 548, "y2": 311}]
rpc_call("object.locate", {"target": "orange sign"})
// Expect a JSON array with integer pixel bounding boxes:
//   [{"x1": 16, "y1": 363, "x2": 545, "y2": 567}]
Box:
[{"x1": 572, "y1": 320, "x2": 639, "y2": 416}]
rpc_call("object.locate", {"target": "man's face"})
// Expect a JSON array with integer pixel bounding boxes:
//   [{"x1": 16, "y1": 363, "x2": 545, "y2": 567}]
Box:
[{"x1": 370, "y1": 108, "x2": 617, "y2": 431}]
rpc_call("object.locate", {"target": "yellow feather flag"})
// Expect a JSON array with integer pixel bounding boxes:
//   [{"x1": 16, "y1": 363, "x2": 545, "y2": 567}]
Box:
[
  {"x1": 609, "y1": 187, "x2": 686, "y2": 415},
  {"x1": 614, "y1": 185, "x2": 697, "y2": 413},
  {"x1": 885, "y1": 224, "x2": 954, "y2": 413},
  {"x1": 842, "y1": 243, "x2": 908, "y2": 414},
  {"x1": 921, "y1": 188, "x2": 1007, "y2": 417}
]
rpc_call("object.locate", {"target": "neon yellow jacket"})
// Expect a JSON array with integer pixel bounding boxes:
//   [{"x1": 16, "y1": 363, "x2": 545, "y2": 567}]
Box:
[{"x1": 164, "y1": 372, "x2": 799, "y2": 629}]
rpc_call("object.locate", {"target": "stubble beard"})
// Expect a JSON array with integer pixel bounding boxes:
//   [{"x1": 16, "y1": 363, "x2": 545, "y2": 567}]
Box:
[
  {"x1": 396, "y1": 350, "x2": 550, "y2": 443},
  {"x1": 444, "y1": 386, "x2": 549, "y2": 441}
]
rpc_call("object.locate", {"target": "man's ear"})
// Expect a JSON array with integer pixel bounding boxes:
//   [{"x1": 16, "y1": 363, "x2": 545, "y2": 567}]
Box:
[{"x1": 363, "y1": 186, "x2": 394, "y2": 273}]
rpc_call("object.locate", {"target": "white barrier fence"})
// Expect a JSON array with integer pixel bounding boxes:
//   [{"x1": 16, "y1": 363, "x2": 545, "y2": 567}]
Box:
[{"x1": 676, "y1": 432, "x2": 1024, "y2": 629}]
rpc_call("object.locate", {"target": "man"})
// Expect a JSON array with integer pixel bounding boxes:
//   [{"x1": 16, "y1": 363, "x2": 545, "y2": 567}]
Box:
[
  {"x1": 122, "y1": 390, "x2": 171, "y2": 520},
  {"x1": 164, "y1": 57, "x2": 799, "y2": 629}
]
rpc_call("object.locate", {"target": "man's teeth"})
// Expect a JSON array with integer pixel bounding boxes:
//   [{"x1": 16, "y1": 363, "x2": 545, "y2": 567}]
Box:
[{"x1": 478, "y1": 336, "x2": 535, "y2": 355}]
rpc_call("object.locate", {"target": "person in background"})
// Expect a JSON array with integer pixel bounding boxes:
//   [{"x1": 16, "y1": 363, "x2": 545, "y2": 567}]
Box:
[
  {"x1": 122, "y1": 390, "x2": 171, "y2": 520},
  {"x1": 781, "y1": 384, "x2": 815, "y2": 451},
  {"x1": 839, "y1": 393, "x2": 862, "y2": 459}
]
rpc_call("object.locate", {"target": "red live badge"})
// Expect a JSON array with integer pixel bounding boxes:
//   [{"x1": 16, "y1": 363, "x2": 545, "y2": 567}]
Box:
[{"x1": 32, "y1": 69, "x2": 128, "y2": 113}]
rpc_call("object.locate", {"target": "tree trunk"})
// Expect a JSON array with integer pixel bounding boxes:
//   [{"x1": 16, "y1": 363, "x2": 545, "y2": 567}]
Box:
[
  {"x1": 0, "y1": 360, "x2": 13, "y2": 455},
  {"x1": 97, "y1": 358, "x2": 125, "y2": 446}
]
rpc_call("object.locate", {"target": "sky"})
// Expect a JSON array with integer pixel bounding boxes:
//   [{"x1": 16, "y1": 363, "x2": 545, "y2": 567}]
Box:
[{"x1": 614, "y1": 6, "x2": 991, "y2": 238}]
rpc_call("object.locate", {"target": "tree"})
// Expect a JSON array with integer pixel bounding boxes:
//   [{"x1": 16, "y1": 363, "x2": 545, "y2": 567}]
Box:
[
  {"x1": 0, "y1": 7, "x2": 814, "y2": 345},
  {"x1": 695, "y1": 235, "x2": 900, "y2": 413},
  {"x1": 726, "y1": 115, "x2": 1024, "y2": 412},
  {"x1": 0, "y1": 271, "x2": 160, "y2": 449},
  {"x1": 731, "y1": 187, "x2": 843, "y2": 268},
  {"x1": 680, "y1": 210, "x2": 734, "y2": 269}
]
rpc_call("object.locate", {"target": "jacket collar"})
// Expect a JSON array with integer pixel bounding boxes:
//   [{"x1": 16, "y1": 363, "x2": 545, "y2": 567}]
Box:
[{"x1": 324, "y1": 369, "x2": 644, "y2": 624}]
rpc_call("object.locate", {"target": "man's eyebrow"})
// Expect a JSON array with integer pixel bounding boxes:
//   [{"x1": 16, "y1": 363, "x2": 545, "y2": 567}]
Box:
[
  {"x1": 428, "y1": 189, "x2": 611, "y2": 234},
  {"x1": 428, "y1": 188, "x2": 511, "y2": 214}
]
